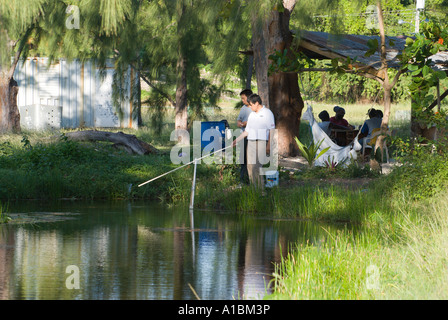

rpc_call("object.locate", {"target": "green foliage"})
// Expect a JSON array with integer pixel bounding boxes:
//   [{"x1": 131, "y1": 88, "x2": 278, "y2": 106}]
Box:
[
  {"x1": 268, "y1": 49, "x2": 315, "y2": 75},
  {"x1": 365, "y1": 38, "x2": 379, "y2": 57},
  {"x1": 377, "y1": 149, "x2": 448, "y2": 201},
  {"x1": 267, "y1": 232, "x2": 381, "y2": 299},
  {"x1": 399, "y1": 21, "x2": 448, "y2": 128},
  {"x1": 292, "y1": 0, "x2": 407, "y2": 36},
  {"x1": 294, "y1": 137, "x2": 330, "y2": 167},
  {"x1": 0, "y1": 203, "x2": 11, "y2": 224},
  {"x1": 296, "y1": 160, "x2": 380, "y2": 180},
  {"x1": 0, "y1": 131, "x2": 241, "y2": 202}
]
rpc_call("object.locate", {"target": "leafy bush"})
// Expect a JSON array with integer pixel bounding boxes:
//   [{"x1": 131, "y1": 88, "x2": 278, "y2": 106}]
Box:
[{"x1": 377, "y1": 152, "x2": 448, "y2": 201}]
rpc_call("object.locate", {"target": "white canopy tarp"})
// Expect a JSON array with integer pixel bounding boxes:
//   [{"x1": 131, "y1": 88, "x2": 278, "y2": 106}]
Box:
[{"x1": 301, "y1": 105, "x2": 362, "y2": 167}]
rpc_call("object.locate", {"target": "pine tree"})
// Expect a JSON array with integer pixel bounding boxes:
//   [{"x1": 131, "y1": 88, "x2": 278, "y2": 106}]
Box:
[
  {"x1": 209, "y1": 0, "x2": 350, "y2": 156},
  {"x1": 132, "y1": 0, "x2": 227, "y2": 143},
  {"x1": 0, "y1": 0, "x2": 47, "y2": 133},
  {"x1": 0, "y1": 0, "x2": 139, "y2": 133}
]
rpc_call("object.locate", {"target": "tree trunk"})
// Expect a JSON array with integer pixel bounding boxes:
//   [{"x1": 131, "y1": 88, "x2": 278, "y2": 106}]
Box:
[
  {"x1": 266, "y1": 1, "x2": 302, "y2": 157},
  {"x1": 173, "y1": 2, "x2": 189, "y2": 146},
  {"x1": 246, "y1": 54, "x2": 254, "y2": 90},
  {"x1": 0, "y1": 76, "x2": 21, "y2": 134},
  {"x1": 373, "y1": 0, "x2": 390, "y2": 161},
  {"x1": 136, "y1": 74, "x2": 143, "y2": 127},
  {"x1": 269, "y1": 72, "x2": 303, "y2": 157},
  {"x1": 251, "y1": 15, "x2": 270, "y2": 108},
  {"x1": 175, "y1": 53, "x2": 189, "y2": 145},
  {"x1": 0, "y1": 26, "x2": 33, "y2": 134},
  {"x1": 64, "y1": 130, "x2": 159, "y2": 155}
]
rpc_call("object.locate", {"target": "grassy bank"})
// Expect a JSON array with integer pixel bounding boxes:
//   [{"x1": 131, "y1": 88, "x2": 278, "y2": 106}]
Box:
[
  {"x1": 265, "y1": 193, "x2": 448, "y2": 299},
  {"x1": 0, "y1": 131, "x2": 237, "y2": 202},
  {"x1": 1, "y1": 100, "x2": 447, "y2": 299},
  {"x1": 0, "y1": 101, "x2": 413, "y2": 204},
  {"x1": 263, "y1": 152, "x2": 448, "y2": 299}
]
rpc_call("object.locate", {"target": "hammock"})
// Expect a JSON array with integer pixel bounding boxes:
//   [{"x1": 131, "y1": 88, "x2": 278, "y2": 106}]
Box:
[{"x1": 301, "y1": 105, "x2": 362, "y2": 167}]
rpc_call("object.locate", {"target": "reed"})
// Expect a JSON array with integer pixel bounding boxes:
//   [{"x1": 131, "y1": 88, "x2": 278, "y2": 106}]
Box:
[{"x1": 0, "y1": 202, "x2": 11, "y2": 224}]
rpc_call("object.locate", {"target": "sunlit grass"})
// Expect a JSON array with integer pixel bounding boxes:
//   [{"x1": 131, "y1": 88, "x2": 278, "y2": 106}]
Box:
[{"x1": 265, "y1": 191, "x2": 448, "y2": 300}]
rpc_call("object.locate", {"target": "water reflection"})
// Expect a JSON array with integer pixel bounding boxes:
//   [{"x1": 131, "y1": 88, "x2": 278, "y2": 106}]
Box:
[{"x1": 0, "y1": 201, "x2": 351, "y2": 300}]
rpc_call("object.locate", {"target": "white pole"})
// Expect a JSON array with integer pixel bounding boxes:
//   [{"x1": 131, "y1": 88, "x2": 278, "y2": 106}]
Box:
[
  {"x1": 415, "y1": 9, "x2": 420, "y2": 34},
  {"x1": 415, "y1": 0, "x2": 425, "y2": 33},
  {"x1": 189, "y1": 158, "x2": 198, "y2": 210},
  {"x1": 189, "y1": 207, "x2": 195, "y2": 264},
  {"x1": 138, "y1": 144, "x2": 233, "y2": 187}
]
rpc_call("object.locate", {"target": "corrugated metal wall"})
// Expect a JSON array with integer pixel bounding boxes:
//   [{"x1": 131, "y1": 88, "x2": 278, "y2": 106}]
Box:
[{"x1": 14, "y1": 58, "x2": 138, "y2": 130}]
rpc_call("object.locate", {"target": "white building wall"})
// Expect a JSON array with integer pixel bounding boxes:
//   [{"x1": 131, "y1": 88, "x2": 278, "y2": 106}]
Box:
[{"x1": 14, "y1": 58, "x2": 138, "y2": 130}]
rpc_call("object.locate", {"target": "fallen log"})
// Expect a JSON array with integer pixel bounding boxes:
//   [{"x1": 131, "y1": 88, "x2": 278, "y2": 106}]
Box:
[{"x1": 64, "y1": 130, "x2": 159, "y2": 155}]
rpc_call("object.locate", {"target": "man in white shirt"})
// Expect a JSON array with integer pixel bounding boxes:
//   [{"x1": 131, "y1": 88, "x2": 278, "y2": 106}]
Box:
[
  {"x1": 236, "y1": 89, "x2": 253, "y2": 185},
  {"x1": 233, "y1": 94, "x2": 275, "y2": 193}
]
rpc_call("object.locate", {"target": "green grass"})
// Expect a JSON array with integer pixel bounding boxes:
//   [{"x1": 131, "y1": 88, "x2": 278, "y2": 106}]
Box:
[
  {"x1": 2, "y1": 98, "x2": 447, "y2": 299},
  {"x1": 262, "y1": 150, "x2": 448, "y2": 300},
  {"x1": 197, "y1": 184, "x2": 387, "y2": 223},
  {"x1": 0, "y1": 100, "x2": 413, "y2": 203},
  {"x1": 265, "y1": 193, "x2": 448, "y2": 300},
  {"x1": 0, "y1": 130, "x2": 237, "y2": 201},
  {"x1": 0, "y1": 203, "x2": 11, "y2": 224}
]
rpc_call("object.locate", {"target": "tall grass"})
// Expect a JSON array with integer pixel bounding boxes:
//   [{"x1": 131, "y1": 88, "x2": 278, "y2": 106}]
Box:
[
  {"x1": 197, "y1": 181, "x2": 394, "y2": 225},
  {"x1": 0, "y1": 202, "x2": 11, "y2": 224},
  {"x1": 0, "y1": 128, "x2": 240, "y2": 202},
  {"x1": 265, "y1": 192, "x2": 448, "y2": 300},
  {"x1": 264, "y1": 152, "x2": 448, "y2": 300}
]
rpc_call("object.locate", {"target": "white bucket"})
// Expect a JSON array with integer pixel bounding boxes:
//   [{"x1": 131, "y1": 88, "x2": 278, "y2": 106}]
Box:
[{"x1": 265, "y1": 170, "x2": 279, "y2": 188}]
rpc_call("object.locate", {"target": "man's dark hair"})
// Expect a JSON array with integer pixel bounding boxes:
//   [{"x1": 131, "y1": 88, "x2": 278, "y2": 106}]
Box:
[
  {"x1": 240, "y1": 89, "x2": 253, "y2": 97},
  {"x1": 248, "y1": 93, "x2": 262, "y2": 105},
  {"x1": 318, "y1": 110, "x2": 330, "y2": 121},
  {"x1": 368, "y1": 108, "x2": 377, "y2": 118},
  {"x1": 376, "y1": 110, "x2": 383, "y2": 118}
]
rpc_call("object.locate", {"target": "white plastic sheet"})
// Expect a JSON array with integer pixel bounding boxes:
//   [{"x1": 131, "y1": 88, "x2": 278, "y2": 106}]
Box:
[{"x1": 301, "y1": 105, "x2": 362, "y2": 167}]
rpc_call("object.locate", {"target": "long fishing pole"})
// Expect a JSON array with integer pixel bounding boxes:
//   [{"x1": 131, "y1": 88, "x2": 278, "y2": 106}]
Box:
[{"x1": 138, "y1": 144, "x2": 235, "y2": 188}]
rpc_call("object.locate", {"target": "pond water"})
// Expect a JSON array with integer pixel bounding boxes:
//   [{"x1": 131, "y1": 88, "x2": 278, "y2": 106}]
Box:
[{"x1": 0, "y1": 200, "x2": 351, "y2": 300}]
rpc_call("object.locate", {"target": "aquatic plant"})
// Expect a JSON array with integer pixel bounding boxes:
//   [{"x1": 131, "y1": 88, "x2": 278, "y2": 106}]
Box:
[
  {"x1": 294, "y1": 137, "x2": 330, "y2": 168},
  {"x1": 0, "y1": 203, "x2": 11, "y2": 224}
]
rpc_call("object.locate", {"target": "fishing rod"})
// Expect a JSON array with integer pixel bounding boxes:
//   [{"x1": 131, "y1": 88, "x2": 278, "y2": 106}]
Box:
[{"x1": 138, "y1": 143, "x2": 235, "y2": 188}]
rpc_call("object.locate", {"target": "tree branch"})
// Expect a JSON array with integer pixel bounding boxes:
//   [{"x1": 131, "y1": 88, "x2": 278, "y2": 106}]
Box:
[
  {"x1": 376, "y1": 1, "x2": 388, "y2": 70},
  {"x1": 7, "y1": 26, "x2": 34, "y2": 81},
  {"x1": 390, "y1": 68, "x2": 405, "y2": 87},
  {"x1": 113, "y1": 49, "x2": 176, "y2": 107}
]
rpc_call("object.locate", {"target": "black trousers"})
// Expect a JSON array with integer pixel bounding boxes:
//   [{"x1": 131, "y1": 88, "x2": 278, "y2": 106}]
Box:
[{"x1": 239, "y1": 137, "x2": 249, "y2": 184}]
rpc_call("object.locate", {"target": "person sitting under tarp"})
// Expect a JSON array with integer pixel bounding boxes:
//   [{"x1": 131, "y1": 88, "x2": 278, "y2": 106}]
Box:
[
  {"x1": 330, "y1": 106, "x2": 355, "y2": 130},
  {"x1": 318, "y1": 110, "x2": 331, "y2": 136},
  {"x1": 329, "y1": 106, "x2": 357, "y2": 146},
  {"x1": 302, "y1": 105, "x2": 361, "y2": 168},
  {"x1": 358, "y1": 108, "x2": 383, "y2": 159}
]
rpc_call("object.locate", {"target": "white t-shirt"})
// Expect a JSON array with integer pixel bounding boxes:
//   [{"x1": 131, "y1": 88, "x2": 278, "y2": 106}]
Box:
[
  {"x1": 245, "y1": 106, "x2": 275, "y2": 141},
  {"x1": 237, "y1": 105, "x2": 253, "y2": 131}
]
